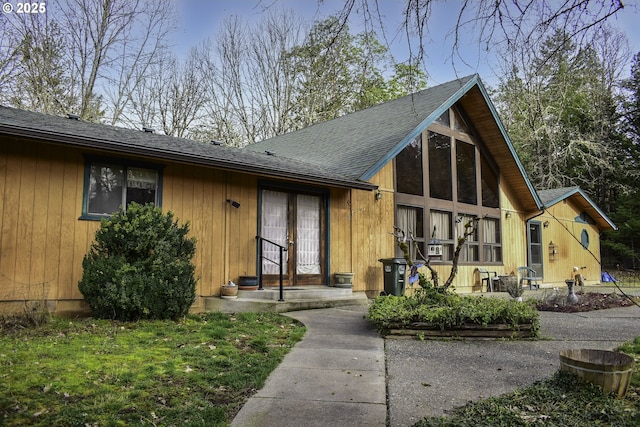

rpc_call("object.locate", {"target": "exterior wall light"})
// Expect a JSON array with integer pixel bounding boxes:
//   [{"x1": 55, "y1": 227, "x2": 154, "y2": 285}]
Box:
[{"x1": 549, "y1": 241, "x2": 558, "y2": 261}]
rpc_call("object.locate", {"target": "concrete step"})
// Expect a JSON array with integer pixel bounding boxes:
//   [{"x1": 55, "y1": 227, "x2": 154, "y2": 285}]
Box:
[
  {"x1": 203, "y1": 286, "x2": 370, "y2": 313},
  {"x1": 238, "y1": 286, "x2": 354, "y2": 300}
]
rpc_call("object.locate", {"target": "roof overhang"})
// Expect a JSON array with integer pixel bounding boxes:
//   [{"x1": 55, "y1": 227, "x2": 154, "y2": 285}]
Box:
[
  {"x1": 0, "y1": 124, "x2": 377, "y2": 191},
  {"x1": 542, "y1": 187, "x2": 617, "y2": 231}
]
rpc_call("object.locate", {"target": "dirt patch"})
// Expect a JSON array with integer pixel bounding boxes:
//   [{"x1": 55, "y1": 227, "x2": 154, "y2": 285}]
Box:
[{"x1": 536, "y1": 292, "x2": 638, "y2": 313}]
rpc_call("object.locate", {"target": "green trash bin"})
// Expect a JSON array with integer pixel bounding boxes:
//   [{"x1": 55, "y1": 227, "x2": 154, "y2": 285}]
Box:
[{"x1": 379, "y1": 258, "x2": 407, "y2": 296}]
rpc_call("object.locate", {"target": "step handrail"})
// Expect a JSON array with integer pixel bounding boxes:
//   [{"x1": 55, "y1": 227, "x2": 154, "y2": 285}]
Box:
[{"x1": 255, "y1": 236, "x2": 288, "y2": 301}]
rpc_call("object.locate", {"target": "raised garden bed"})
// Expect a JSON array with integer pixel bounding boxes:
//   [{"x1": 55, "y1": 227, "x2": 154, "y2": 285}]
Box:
[{"x1": 368, "y1": 291, "x2": 540, "y2": 339}]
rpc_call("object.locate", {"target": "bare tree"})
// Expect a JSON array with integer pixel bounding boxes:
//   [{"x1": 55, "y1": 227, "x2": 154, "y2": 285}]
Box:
[
  {"x1": 193, "y1": 10, "x2": 305, "y2": 146},
  {"x1": 0, "y1": 14, "x2": 20, "y2": 103},
  {"x1": 55, "y1": 0, "x2": 175, "y2": 122},
  {"x1": 331, "y1": 0, "x2": 627, "y2": 71},
  {"x1": 393, "y1": 216, "x2": 481, "y2": 291},
  {"x1": 157, "y1": 52, "x2": 209, "y2": 139}
]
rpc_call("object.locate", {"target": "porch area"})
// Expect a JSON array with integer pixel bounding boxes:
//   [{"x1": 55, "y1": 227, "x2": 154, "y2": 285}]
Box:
[{"x1": 203, "y1": 286, "x2": 369, "y2": 313}]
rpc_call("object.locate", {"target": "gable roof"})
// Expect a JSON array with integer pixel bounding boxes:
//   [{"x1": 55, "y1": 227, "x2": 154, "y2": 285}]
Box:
[
  {"x1": 248, "y1": 74, "x2": 542, "y2": 212},
  {"x1": 538, "y1": 186, "x2": 617, "y2": 231},
  {"x1": 0, "y1": 106, "x2": 375, "y2": 191}
]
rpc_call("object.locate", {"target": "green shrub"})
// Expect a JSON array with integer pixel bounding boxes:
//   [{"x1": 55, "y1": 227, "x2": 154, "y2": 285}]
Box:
[
  {"x1": 78, "y1": 203, "x2": 197, "y2": 320},
  {"x1": 367, "y1": 291, "x2": 539, "y2": 336}
]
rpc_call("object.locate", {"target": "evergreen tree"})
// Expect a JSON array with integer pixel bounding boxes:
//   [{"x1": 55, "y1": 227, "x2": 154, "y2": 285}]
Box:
[{"x1": 496, "y1": 29, "x2": 631, "y2": 209}]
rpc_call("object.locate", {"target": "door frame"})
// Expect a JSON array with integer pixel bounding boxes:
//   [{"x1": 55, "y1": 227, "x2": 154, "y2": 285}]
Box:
[
  {"x1": 257, "y1": 181, "x2": 330, "y2": 286},
  {"x1": 526, "y1": 220, "x2": 544, "y2": 278}
]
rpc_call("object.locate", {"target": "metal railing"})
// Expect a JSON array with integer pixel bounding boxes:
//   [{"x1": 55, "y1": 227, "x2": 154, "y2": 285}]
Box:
[{"x1": 256, "y1": 236, "x2": 287, "y2": 302}]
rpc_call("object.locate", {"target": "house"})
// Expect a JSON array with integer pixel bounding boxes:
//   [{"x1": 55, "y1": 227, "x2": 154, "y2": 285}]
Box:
[{"x1": 0, "y1": 74, "x2": 616, "y2": 315}]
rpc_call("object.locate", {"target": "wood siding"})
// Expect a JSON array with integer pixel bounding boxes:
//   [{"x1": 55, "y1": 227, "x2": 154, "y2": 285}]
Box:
[
  {"x1": 0, "y1": 139, "x2": 97, "y2": 310},
  {"x1": 0, "y1": 139, "x2": 263, "y2": 314},
  {"x1": 349, "y1": 163, "x2": 395, "y2": 295},
  {"x1": 2, "y1": 138, "x2": 388, "y2": 313}
]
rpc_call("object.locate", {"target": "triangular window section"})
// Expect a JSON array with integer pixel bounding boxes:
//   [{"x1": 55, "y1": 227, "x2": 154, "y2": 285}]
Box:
[
  {"x1": 396, "y1": 135, "x2": 424, "y2": 196},
  {"x1": 575, "y1": 212, "x2": 595, "y2": 224},
  {"x1": 435, "y1": 110, "x2": 450, "y2": 127},
  {"x1": 453, "y1": 109, "x2": 470, "y2": 133},
  {"x1": 481, "y1": 153, "x2": 500, "y2": 208}
]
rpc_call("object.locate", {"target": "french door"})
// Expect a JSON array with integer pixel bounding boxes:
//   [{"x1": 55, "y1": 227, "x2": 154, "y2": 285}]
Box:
[{"x1": 260, "y1": 189, "x2": 326, "y2": 286}]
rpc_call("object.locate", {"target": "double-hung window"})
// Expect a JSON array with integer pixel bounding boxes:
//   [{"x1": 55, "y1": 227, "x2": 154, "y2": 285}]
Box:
[
  {"x1": 82, "y1": 158, "x2": 162, "y2": 219},
  {"x1": 396, "y1": 206, "x2": 425, "y2": 261}
]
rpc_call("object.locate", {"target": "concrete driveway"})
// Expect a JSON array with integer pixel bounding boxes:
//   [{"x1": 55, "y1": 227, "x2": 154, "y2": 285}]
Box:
[{"x1": 386, "y1": 305, "x2": 640, "y2": 426}]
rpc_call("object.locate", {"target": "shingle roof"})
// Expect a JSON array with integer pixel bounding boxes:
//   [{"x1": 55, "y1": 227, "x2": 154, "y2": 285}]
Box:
[
  {"x1": 537, "y1": 186, "x2": 581, "y2": 206},
  {"x1": 247, "y1": 75, "x2": 478, "y2": 181},
  {"x1": 0, "y1": 106, "x2": 375, "y2": 190},
  {"x1": 247, "y1": 74, "x2": 543, "y2": 212},
  {"x1": 537, "y1": 186, "x2": 617, "y2": 231}
]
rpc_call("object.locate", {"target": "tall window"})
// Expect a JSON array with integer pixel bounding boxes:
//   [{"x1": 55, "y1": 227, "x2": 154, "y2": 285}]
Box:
[
  {"x1": 396, "y1": 135, "x2": 423, "y2": 195},
  {"x1": 428, "y1": 132, "x2": 452, "y2": 200},
  {"x1": 430, "y1": 210, "x2": 454, "y2": 260},
  {"x1": 481, "y1": 155, "x2": 500, "y2": 208},
  {"x1": 83, "y1": 160, "x2": 161, "y2": 219},
  {"x1": 394, "y1": 106, "x2": 502, "y2": 264},
  {"x1": 397, "y1": 206, "x2": 424, "y2": 260},
  {"x1": 456, "y1": 214, "x2": 479, "y2": 262},
  {"x1": 483, "y1": 218, "x2": 502, "y2": 262},
  {"x1": 456, "y1": 141, "x2": 476, "y2": 205}
]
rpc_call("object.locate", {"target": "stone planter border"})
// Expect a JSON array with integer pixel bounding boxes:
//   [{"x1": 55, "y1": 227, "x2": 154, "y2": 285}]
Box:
[{"x1": 386, "y1": 322, "x2": 535, "y2": 339}]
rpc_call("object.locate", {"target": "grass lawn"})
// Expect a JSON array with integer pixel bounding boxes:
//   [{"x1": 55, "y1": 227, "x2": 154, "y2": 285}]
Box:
[
  {"x1": 0, "y1": 312, "x2": 305, "y2": 426},
  {"x1": 413, "y1": 336, "x2": 640, "y2": 427}
]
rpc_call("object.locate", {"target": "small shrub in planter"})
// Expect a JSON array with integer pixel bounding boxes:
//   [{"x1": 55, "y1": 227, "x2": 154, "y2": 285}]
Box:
[{"x1": 78, "y1": 203, "x2": 197, "y2": 320}]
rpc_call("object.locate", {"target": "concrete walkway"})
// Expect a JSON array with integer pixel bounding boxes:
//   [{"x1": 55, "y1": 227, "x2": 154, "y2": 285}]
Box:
[{"x1": 231, "y1": 306, "x2": 386, "y2": 427}]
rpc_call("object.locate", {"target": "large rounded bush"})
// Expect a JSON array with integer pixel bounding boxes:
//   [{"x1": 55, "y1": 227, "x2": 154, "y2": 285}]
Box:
[{"x1": 78, "y1": 203, "x2": 197, "y2": 320}]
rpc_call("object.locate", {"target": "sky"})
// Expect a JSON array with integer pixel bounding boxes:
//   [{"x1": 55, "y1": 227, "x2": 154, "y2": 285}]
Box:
[{"x1": 171, "y1": 0, "x2": 640, "y2": 87}]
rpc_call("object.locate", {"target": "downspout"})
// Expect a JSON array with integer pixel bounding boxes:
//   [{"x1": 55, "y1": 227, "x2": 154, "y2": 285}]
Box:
[
  {"x1": 349, "y1": 189, "x2": 354, "y2": 280},
  {"x1": 223, "y1": 173, "x2": 230, "y2": 289},
  {"x1": 525, "y1": 207, "x2": 546, "y2": 223}
]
